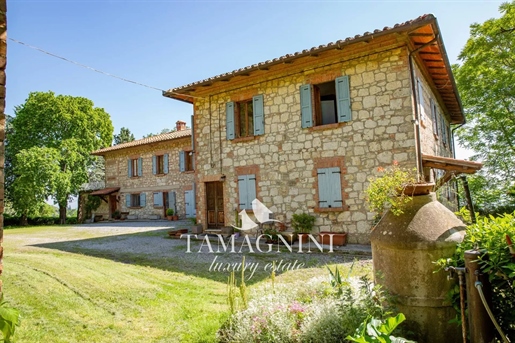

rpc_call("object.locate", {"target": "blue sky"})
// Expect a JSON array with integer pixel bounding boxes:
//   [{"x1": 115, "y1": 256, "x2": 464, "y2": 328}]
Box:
[{"x1": 8, "y1": 0, "x2": 503, "y2": 148}]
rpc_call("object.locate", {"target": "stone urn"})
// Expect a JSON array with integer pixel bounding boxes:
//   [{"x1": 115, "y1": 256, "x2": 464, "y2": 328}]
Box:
[{"x1": 370, "y1": 193, "x2": 465, "y2": 343}]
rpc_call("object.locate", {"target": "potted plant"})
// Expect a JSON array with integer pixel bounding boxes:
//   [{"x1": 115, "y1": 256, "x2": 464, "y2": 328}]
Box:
[
  {"x1": 365, "y1": 161, "x2": 432, "y2": 218},
  {"x1": 166, "y1": 208, "x2": 175, "y2": 221},
  {"x1": 112, "y1": 209, "x2": 121, "y2": 220},
  {"x1": 263, "y1": 227, "x2": 279, "y2": 244},
  {"x1": 292, "y1": 213, "x2": 315, "y2": 244}
]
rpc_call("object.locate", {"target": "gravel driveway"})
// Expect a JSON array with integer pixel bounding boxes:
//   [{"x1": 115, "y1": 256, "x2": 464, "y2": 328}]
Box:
[{"x1": 32, "y1": 220, "x2": 372, "y2": 283}]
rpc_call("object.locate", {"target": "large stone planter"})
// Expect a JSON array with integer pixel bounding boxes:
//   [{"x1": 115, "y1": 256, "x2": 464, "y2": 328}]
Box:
[{"x1": 370, "y1": 193, "x2": 465, "y2": 343}]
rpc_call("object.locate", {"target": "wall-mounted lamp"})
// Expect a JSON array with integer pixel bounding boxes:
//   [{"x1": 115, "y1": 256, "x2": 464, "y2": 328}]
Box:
[{"x1": 220, "y1": 174, "x2": 226, "y2": 181}]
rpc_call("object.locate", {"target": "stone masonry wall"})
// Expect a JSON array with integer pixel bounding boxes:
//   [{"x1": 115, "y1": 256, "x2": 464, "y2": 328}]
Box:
[
  {"x1": 103, "y1": 136, "x2": 194, "y2": 219},
  {"x1": 192, "y1": 36, "x2": 419, "y2": 244}
]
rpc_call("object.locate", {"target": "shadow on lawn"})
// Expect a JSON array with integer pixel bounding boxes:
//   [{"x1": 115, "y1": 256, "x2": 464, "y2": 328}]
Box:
[{"x1": 33, "y1": 226, "x2": 370, "y2": 285}]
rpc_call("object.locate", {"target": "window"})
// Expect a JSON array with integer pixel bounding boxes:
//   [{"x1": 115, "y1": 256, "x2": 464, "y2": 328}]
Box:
[
  {"x1": 300, "y1": 76, "x2": 351, "y2": 128},
  {"x1": 125, "y1": 193, "x2": 146, "y2": 208},
  {"x1": 179, "y1": 151, "x2": 194, "y2": 172},
  {"x1": 430, "y1": 99, "x2": 439, "y2": 137},
  {"x1": 226, "y1": 95, "x2": 264, "y2": 140},
  {"x1": 127, "y1": 158, "x2": 142, "y2": 177},
  {"x1": 238, "y1": 174, "x2": 257, "y2": 210},
  {"x1": 152, "y1": 154, "x2": 169, "y2": 175},
  {"x1": 317, "y1": 167, "x2": 343, "y2": 208},
  {"x1": 153, "y1": 192, "x2": 163, "y2": 207},
  {"x1": 237, "y1": 100, "x2": 254, "y2": 137}
]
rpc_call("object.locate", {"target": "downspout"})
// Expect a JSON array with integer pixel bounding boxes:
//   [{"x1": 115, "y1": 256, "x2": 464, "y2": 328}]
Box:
[{"x1": 408, "y1": 36, "x2": 438, "y2": 180}]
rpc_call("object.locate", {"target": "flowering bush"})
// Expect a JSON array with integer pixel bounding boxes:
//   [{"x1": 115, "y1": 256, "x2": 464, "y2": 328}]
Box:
[
  {"x1": 217, "y1": 273, "x2": 399, "y2": 343},
  {"x1": 365, "y1": 162, "x2": 417, "y2": 217}
]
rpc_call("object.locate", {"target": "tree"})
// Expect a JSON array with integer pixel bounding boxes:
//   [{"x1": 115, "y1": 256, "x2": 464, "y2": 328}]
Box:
[
  {"x1": 11, "y1": 147, "x2": 60, "y2": 225},
  {"x1": 9, "y1": 91, "x2": 113, "y2": 224},
  {"x1": 142, "y1": 128, "x2": 174, "y2": 138},
  {"x1": 113, "y1": 127, "x2": 135, "y2": 145},
  {"x1": 453, "y1": 1, "x2": 515, "y2": 212}
]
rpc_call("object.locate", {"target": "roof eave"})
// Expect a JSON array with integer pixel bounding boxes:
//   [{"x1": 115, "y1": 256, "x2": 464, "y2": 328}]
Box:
[{"x1": 163, "y1": 15, "x2": 437, "y2": 103}]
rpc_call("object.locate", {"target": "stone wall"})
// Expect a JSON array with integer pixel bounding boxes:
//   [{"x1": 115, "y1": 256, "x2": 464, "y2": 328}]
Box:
[
  {"x1": 103, "y1": 136, "x2": 195, "y2": 219},
  {"x1": 192, "y1": 35, "x2": 421, "y2": 244}
]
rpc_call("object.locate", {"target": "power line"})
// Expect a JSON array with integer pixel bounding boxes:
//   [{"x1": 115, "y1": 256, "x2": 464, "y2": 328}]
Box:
[{"x1": 9, "y1": 37, "x2": 199, "y2": 99}]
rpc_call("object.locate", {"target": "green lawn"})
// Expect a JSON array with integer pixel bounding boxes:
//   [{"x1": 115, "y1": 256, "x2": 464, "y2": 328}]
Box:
[{"x1": 2, "y1": 225, "x2": 371, "y2": 342}]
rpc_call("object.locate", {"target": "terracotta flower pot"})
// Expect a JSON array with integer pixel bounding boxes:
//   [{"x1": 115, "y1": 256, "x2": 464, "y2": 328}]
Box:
[
  {"x1": 319, "y1": 232, "x2": 347, "y2": 246},
  {"x1": 297, "y1": 233, "x2": 311, "y2": 244},
  {"x1": 399, "y1": 182, "x2": 435, "y2": 196}
]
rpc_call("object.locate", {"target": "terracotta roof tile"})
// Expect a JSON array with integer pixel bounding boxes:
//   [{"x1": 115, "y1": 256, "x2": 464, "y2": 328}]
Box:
[
  {"x1": 165, "y1": 15, "x2": 433, "y2": 94},
  {"x1": 92, "y1": 129, "x2": 191, "y2": 155}
]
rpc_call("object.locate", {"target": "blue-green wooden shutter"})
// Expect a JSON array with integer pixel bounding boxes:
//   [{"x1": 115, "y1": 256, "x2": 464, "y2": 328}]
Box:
[
  {"x1": 137, "y1": 158, "x2": 143, "y2": 176},
  {"x1": 328, "y1": 167, "x2": 343, "y2": 208},
  {"x1": 317, "y1": 168, "x2": 330, "y2": 208},
  {"x1": 152, "y1": 156, "x2": 157, "y2": 175},
  {"x1": 153, "y1": 192, "x2": 163, "y2": 207},
  {"x1": 431, "y1": 99, "x2": 439, "y2": 135},
  {"x1": 300, "y1": 85, "x2": 313, "y2": 128},
  {"x1": 127, "y1": 159, "x2": 132, "y2": 177},
  {"x1": 169, "y1": 191, "x2": 176, "y2": 213},
  {"x1": 253, "y1": 95, "x2": 265, "y2": 136},
  {"x1": 238, "y1": 175, "x2": 256, "y2": 210},
  {"x1": 417, "y1": 78, "x2": 425, "y2": 121},
  {"x1": 192, "y1": 182, "x2": 196, "y2": 209},
  {"x1": 191, "y1": 115, "x2": 195, "y2": 151},
  {"x1": 140, "y1": 193, "x2": 146, "y2": 207},
  {"x1": 335, "y1": 76, "x2": 351, "y2": 122},
  {"x1": 318, "y1": 168, "x2": 342, "y2": 208},
  {"x1": 125, "y1": 194, "x2": 131, "y2": 207},
  {"x1": 163, "y1": 154, "x2": 169, "y2": 174},
  {"x1": 441, "y1": 115, "x2": 447, "y2": 145},
  {"x1": 179, "y1": 151, "x2": 185, "y2": 172},
  {"x1": 238, "y1": 176, "x2": 249, "y2": 210},
  {"x1": 247, "y1": 175, "x2": 256, "y2": 206},
  {"x1": 226, "y1": 102, "x2": 235, "y2": 140}
]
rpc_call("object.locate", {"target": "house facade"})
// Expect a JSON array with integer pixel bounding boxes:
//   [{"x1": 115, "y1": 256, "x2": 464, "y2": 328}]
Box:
[
  {"x1": 163, "y1": 15, "x2": 465, "y2": 243},
  {"x1": 90, "y1": 121, "x2": 196, "y2": 220}
]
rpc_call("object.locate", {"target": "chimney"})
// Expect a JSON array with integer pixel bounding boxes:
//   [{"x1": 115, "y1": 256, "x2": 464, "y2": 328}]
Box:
[{"x1": 176, "y1": 120, "x2": 186, "y2": 131}]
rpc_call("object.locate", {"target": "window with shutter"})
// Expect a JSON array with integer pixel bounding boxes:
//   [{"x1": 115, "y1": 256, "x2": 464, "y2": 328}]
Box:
[
  {"x1": 238, "y1": 174, "x2": 257, "y2": 210},
  {"x1": 300, "y1": 76, "x2": 351, "y2": 128},
  {"x1": 226, "y1": 95, "x2": 265, "y2": 140},
  {"x1": 153, "y1": 155, "x2": 165, "y2": 174},
  {"x1": 179, "y1": 150, "x2": 194, "y2": 172},
  {"x1": 128, "y1": 158, "x2": 139, "y2": 177},
  {"x1": 130, "y1": 194, "x2": 141, "y2": 207},
  {"x1": 317, "y1": 167, "x2": 343, "y2": 208},
  {"x1": 125, "y1": 194, "x2": 131, "y2": 208}
]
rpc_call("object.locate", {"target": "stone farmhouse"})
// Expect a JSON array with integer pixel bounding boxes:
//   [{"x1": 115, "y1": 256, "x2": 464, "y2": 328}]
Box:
[
  {"x1": 161, "y1": 14, "x2": 482, "y2": 244},
  {"x1": 88, "y1": 121, "x2": 196, "y2": 220}
]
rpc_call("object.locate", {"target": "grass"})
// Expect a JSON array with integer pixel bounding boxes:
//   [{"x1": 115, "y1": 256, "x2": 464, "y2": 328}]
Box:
[{"x1": 2, "y1": 225, "x2": 372, "y2": 342}]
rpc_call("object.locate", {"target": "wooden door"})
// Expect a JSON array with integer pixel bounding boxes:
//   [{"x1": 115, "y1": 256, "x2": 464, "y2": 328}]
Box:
[
  {"x1": 206, "y1": 182, "x2": 224, "y2": 228},
  {"x1": 109, "y1": 195, "x2": 117, "y2": 217}
]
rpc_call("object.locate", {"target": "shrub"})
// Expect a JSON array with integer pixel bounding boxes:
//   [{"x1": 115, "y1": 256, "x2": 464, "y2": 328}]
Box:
[
  {"x1": 166, "y1": 208, "x2": 174, "y2": 216},
  {"x1": 436, "y1": 212, "x2": 515, "y2": 337},
  {"x1": 291, "y1": 213, "x2": 315, "y2": 234},
  {"x1": 365, "y1": 162, "x2": 417, "y2": 217},
  {"x1": 218, "y1": 271, "x2": 398, "y2": 343}
]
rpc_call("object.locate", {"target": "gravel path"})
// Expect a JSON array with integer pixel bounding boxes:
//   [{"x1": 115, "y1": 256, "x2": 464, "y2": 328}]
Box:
[{"x1": 25, "y1": 220, "x2": 372, "y2": 282}]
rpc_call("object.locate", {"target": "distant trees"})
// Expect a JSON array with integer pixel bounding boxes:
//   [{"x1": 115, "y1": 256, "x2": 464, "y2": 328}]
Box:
[
  {"x1": 142, "y1": 128, "x2": 174, "y2": 138},
  {"x1": 113, "y1": 127, "x2": 135, "y2": 145},
  {"x1": 454, "y1": 1, "x2": 515, "y2": 213},
  {"x1": 7, "y1": 91, "x2": 113, "y2": 224}
]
